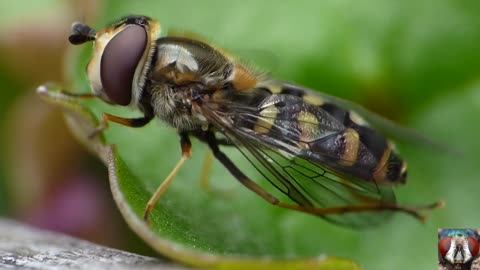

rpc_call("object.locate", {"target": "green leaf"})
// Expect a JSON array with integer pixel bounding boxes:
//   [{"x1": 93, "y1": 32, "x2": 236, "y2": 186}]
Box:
[
  {"x1": 37, "y1": 84, "x2": 361, "y2": 269},
  {"x1": 45, "y1": 1, "x2": 480, "y2": 269}
]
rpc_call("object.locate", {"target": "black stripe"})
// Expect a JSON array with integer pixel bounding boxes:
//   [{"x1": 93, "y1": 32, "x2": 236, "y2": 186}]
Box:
[
  {"x1": 309, "y1": 132, "x2": 346, "y2": 162},
  {"x1": 269, "y1": 100, "x2": 300, "y2": 144},
  {"x1": 385, "y1": 154, "x2": 405, "y2": 182},
  {"x1": 353, "y1": 125, "x2": 387, "y2": 162},
  {"x1": 280, "y1": 85, "x2": 305, "y2": 97},
  {"x1": 256, "y1": 87, "x2": 272, "y2": 94},
  {"x1": 320, "y1": 103, "x2": 348, "y2": 124},
  {"x1": 230, "y1": 88, "x2": 271, "y2": 131}
]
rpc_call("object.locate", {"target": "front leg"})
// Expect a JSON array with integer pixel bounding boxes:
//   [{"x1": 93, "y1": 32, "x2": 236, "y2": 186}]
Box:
[
  {"x1": 88, "y1": 113, "x2": 153, "y2": 138},
  {"x1": 37, "y1": 86, "x2": 154, "y2": 138}
]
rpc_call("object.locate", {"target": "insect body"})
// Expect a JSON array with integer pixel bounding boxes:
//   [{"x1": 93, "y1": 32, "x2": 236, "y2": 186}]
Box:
[{"x1": 67, "y1": 15, "x2": 441, "y2": 227}]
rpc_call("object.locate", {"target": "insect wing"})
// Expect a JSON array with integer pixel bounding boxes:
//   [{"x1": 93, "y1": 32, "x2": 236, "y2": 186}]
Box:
[
  {"x1": 271, "y1": 80, "x2": 447, "y2": 152},
  {"x1": 200, "y1": 96, "x2": 396, "y2": 227},
  {"x1": 237, "y1": 134, "x2": 395, "y2": 227},
  {"x1": 208, "y1": 88, "x2": 392, "y2": 180}
]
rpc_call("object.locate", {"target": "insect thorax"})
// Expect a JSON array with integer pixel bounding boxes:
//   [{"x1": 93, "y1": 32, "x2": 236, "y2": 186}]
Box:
[{"x1": 144, "y1": 37, "x2": 233, "y2": 131}]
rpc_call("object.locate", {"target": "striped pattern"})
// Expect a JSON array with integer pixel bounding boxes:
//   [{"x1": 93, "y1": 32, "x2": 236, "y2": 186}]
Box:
[{"x1": 244, "y1": 84, "x2": 407, "y2": 184}]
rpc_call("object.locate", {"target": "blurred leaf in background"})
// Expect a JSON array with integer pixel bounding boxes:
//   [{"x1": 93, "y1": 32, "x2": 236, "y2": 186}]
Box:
[
  {"x1": 0, "y1": 0, "x2": 156, "y2": 255},
  {"x1": 2, "y1": 0, "x2": 480, "y2": 270},
  {"x1": 0, "y1": 0, "x2": 72, "y2": 218}
]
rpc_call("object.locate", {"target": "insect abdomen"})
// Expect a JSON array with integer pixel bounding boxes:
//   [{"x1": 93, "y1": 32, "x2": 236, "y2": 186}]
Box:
[
  {"x1": 229, "y1": 82, "x2": 408, "y2": 184},
  {"x1": 246, "y1": 91, "x2": 408, "y2": 184},
  {"x1": 314, "y1": 102, "x2": 408, "y2": 184}
]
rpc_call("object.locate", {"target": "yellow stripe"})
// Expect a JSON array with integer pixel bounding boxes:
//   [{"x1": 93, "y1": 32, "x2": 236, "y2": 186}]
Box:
[
  {"x1": 254, "y1": 106, "x2": 278, "y2": 134},
  {"x1": 298, "y1": 111, "x2": 318, "y2": 144},
  {"x1": 399, "y1": 161, "x2": 408, "y2": 183},
  {"x1": 303, "y1": 94, "x2": 325, "y2": 106},
  {"x1": 372, "y1": 145, "x2": 392, "y2": 183},
  {"x1": 339, "y1": 128, "x2": 359, "y2": 166},
  {"x1": 267, "y1": 84, "x2": 283, "y2": 94},
  {"x1": 349, "y1": 111, "x2": 368, "y2": 126}
]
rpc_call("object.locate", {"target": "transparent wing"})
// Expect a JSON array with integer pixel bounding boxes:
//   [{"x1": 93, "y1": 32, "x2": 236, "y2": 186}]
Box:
[
  {"x1": 272, "y1": 80, "x2": 452, "y2": 153},
  {"x1": 200, "y1": 103, "x2": 396, "y2": 227},
  {"x1": 239, "y1": 135, "x2": 395, "y2": 227},
  {"x1": 204, "y1": 91, "x2": 381, "y2": 170}
]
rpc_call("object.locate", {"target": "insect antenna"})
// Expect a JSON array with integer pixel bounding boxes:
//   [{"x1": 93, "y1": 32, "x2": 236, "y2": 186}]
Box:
[{"x1": 69, "y1": 22, "x2": 96, "y2": 45}]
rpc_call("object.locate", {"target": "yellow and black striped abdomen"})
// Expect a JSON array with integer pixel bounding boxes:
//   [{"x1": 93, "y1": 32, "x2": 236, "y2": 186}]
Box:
[
  {"x1": 314, "y1": 102, "x2": 407, "y2": 184},
  {"x1": 231, "y1": 84, "x2": 408, "y2": 185}
]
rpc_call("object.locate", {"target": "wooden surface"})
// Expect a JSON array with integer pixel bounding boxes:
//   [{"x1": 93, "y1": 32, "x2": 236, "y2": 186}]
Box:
[{"x1": 0, "y1": 219, "x2": 190, "y2": 270}]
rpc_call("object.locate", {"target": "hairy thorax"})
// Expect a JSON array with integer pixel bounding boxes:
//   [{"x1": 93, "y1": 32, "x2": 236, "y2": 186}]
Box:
[{"x1": 145, "y1": 37, "x2": 236, "y2": 131}]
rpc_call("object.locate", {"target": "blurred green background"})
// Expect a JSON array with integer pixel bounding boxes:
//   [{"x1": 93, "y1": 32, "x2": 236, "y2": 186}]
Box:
[{"x1": 1, "y1": 0, "x2": 480, "y2": 269}]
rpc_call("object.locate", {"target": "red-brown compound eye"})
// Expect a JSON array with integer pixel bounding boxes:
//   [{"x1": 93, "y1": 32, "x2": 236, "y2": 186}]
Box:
[
  {"x1": 100, "y1": 24, "x2": 147, "y2": 105},
  {"x1": 468, "y1": 237, "x2": 479, "y2": 256},
  {"x1": 439, "y1": 236, "x2": 452, "y2": 257}
]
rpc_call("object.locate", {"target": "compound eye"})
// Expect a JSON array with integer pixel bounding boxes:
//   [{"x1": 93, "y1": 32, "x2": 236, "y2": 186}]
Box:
[
  {"x1": 101, "y1": 25, "x2": 147, "y2": 105},
  {"x1": 438, "y1": 236, "x2": 451, "y2": 257},
  {"x1": 468, "y1": 236, "x2": 479, "y2": 256}
]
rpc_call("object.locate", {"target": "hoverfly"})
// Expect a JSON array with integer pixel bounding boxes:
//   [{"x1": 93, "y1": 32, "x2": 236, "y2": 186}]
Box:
[
  {"x1": 438, "y1": 229, "x2": 480, "y2": 267},
  {"x1": 64, "y1": 15, "x2": 442, "y2": 227}
]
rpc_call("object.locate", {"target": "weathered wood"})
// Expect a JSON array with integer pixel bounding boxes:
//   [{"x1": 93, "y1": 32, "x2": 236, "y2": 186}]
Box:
[{"x1": 0, "y1": 219, "x2": 190, "y2": 270}]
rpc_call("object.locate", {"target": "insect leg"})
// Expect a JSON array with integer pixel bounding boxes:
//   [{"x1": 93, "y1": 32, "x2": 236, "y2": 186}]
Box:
[
  {"x1": 37, "y1": 87, "x2": 154, "y2": 137},
  {"x1": 198, "y1": 150, "x2": 236, "y2": 198},
  {"x1": 88, "y1": 113, "x2": 153, "y2": 138},
  {"x1": 199, "y1": 150, "x2": 214, "y2": 191},
  {"x1": 58, "y1": 90, "x2": 153, "y2": 135},
  {"x1": 276, "y1": 200, "x2": 443, "y2": 222},
  {"x1": 143, "y1": 133, "x2": 191, "y2": 224},
  {"x1": 204, "y1": 132, "x2": 442, "y2": 221},
  {"x1": 204, "y1": 131, "x2": 284, "y2": 204},
  {"x1": 192, "y1": 130, "x2": 234, "y2": 191}
]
